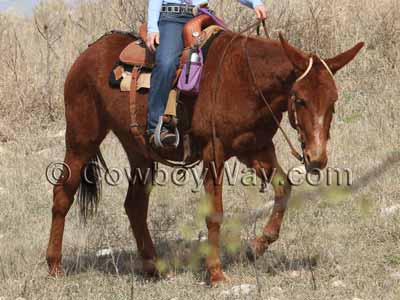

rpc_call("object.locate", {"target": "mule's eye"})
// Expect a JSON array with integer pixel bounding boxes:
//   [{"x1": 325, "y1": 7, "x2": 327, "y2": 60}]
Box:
[{"x1": 295, "y1": 98, "x2": 306, "y2": 106}]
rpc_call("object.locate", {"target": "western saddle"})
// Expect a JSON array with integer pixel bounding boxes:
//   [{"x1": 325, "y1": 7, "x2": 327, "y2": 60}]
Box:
[
  {"x1": 119, "y1": 14, "x2": 221, "y2": 78},
  {"x1": 111, "y1": 13, "x2": 224, "y2": 157}
]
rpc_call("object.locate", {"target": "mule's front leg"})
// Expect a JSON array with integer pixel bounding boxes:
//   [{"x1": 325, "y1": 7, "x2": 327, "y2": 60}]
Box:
[
  {"x1": 250, "y1": 165, "x2": 291, "y2": 259},
  {"x1": 240, "y1": 147, "x2": 292, "y2": 259},
  {"x1": 202, "y1": 139, "x2": 227, "y2": 286},
  {"x1": 203, "y1": 160, "x2": 226, "y2": 285}
]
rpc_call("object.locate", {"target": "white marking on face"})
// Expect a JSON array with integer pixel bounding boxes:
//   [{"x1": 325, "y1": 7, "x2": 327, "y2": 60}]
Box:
[
  {"x1": 316, "y1": 116, "x2": 324, "y2": 126},
  {"x1": 313, "y1": 117, "x2": 325, "y2": 158},
  {"x1": 314, "y1": 135, "x2": 323, "y2": 158}
]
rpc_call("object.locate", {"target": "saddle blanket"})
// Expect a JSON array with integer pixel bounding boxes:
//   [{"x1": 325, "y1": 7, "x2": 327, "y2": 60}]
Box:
[{"x1": 120, "y1": 71, "x2": 151, "y2": 92}]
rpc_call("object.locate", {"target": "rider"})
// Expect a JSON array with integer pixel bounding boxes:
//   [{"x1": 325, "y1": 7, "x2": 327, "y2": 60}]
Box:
[{"x1": 146, "y1": 0, "x2": 267, "y2": 147}]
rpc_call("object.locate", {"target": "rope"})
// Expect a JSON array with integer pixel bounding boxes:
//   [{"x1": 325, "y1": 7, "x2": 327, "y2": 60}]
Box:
[
  {"x1": 295, "y1": 56, "x2": 335, "y2": 82},
  {"x1": 243, "y1": 37, "x2": 304, "y2": 162},
  {"x1": 296, "y1": 57, "x2": 314, "y2": 82},
  {"x1": 209, "y1": 20, "x2": 270, "y2": 166}
]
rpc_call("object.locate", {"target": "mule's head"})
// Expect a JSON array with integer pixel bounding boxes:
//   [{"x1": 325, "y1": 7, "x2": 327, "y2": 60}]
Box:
[{"x1": 279, "y1": 34, "x2": 364, "y2": 172}]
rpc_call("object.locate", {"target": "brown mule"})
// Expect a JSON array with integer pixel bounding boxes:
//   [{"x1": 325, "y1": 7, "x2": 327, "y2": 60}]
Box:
[{"x1": 45, "y1": 29, "x2": 364, "y2": 286}]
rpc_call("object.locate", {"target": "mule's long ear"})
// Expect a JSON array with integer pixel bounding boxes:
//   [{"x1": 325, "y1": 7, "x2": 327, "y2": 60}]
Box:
[
  {"x1": 279, "y1": 33, "x2": 309, "y2": 71},
  {"x1": 325, "y1": 42, "x2": 365, "y2": 74}
]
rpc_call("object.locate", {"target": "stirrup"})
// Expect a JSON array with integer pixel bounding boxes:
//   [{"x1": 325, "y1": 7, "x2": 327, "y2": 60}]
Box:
[{"x1": 154, "y1": 116, "x2": 180, "y2": 148}]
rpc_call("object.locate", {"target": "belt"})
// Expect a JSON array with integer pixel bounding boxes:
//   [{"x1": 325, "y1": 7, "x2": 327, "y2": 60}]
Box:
[{"x1": 161, "y1": 4, "x2": 195, "y2": 15}]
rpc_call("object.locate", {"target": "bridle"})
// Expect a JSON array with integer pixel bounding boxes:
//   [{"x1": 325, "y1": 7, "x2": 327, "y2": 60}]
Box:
[
  {"x1": 242, "y1": 26, "x2": 335, "y2": 163},
  {"x1": 286, "y1": 56, "x2": 335, "y2": 160},
  {"x1": 210, "y1": 20, "x2": 335, "y2": 165},
  {"x1": 242, "y1": 34, "x2": 303, "y2": 162}
]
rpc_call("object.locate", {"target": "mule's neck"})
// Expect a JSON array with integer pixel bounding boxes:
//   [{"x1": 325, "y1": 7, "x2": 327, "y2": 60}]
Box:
[{"x1": 242, "y1": 36, "x2": 297, "y2": 116}]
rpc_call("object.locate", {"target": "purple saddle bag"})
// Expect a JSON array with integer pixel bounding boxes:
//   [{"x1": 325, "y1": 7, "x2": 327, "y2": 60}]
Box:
[
  {"x1": 177, "y1": 48, "x2": 203, "y2": 95},
  {"x1": 177, "y1": 7, "x2": 227, "y2": 95}
]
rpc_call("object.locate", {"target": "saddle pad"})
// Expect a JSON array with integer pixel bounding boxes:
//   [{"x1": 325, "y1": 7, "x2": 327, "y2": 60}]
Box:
[{"x1": 120, "y1": 71, "x2": 151, "y2": 92}]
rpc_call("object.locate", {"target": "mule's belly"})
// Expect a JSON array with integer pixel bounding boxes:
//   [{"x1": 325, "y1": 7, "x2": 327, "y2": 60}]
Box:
[{"x1": 230, "y1": 129, "x2": 275, "y2": 155}]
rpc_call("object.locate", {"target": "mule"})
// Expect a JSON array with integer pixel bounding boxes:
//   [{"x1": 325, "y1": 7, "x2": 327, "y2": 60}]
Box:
[{"x1": 45, "y1": 28, "x2": 364, "y2": 286}]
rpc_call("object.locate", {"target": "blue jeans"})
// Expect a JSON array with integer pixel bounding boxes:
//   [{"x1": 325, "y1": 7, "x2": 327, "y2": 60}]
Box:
[{"x1": 147, "y1": 13, "x2": 193, "y2": 133}]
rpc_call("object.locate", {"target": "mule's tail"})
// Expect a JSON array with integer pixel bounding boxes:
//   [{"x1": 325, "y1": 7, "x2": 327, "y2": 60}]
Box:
[{"x1": 77, "y1": 150, "x2": 108, "y2": 223}]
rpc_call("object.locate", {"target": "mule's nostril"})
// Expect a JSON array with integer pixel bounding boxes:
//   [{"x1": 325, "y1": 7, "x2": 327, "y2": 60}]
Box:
[
  {"x1": 305, "y1": 153, "x2": 311, "y2": 164},
  {"x1": 304, "y1": 149, "x2": 327, "y2": 172}
]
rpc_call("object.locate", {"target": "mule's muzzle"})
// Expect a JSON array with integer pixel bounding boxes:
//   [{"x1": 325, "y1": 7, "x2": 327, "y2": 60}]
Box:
[{"x1": 304, "y1": 148, "x2": 328, "y2": 173}]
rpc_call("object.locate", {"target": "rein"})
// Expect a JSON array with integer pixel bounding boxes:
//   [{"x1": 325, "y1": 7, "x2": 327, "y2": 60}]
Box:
[
  {"x1": 210, "y1": 20, "x2": 304, "y2": 163},
  {"x1": 243, "y1": 36, "x2": 304, "y2": 162},
  {"x1": 208, "y1": 20, "x2": 270, "y2": 168},
  {"x1": 167, "y1": 19, "x2": 335, "y2": 169},
  {"x1": 241, "y1": 24, "x2": 335, "y2": 163},
  {"x1": 243, "y1": 35, "x2": 336, "y2": 163}
]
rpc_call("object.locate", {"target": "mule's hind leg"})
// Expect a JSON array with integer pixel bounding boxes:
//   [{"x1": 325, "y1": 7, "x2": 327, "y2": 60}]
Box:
[
  {"x1": 46, "y1": 92, "x2": 107, "y2": 276},
  {"x1": 123, "y1": 157, "x2": 157, "y2": 275},
  {"x1": 46, "y1": 151, "x2": 95, "y2": 275},
  {"x1": 239, "y1": 145, "x2": 292, "y2": 259}
]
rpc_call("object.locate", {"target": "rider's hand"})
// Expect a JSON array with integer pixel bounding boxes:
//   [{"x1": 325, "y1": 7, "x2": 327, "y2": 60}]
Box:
[
  {"x1": 254, "y1": 4, "x2": 268, "y2": 20},
  {"x1": 146, "y1": 32, "x2": 160, "y2": 53}
]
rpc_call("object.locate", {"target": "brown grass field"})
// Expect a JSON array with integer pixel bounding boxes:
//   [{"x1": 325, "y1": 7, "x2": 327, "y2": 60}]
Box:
[{"x1": 0, "y1": 0, "x2": 399, "y2": 299}]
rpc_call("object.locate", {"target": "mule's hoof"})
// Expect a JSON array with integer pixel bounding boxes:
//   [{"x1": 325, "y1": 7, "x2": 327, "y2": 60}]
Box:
[
  {"x1": 142, "y1": 259, "x2": 159, "y2": 277},
  {"x1": 48, "y1": 266, "x2": 64, "y2": 277},
  {"x1": 210, "y1": 271, "x2": 230, "y2": 287},
  {"x1": 164, "y1": 272, "x2": 177, "y2": 282},
  {"x1": 246, "y1": 239, "x2": 267, "y2": 262},
  {"x1": 246, "y1": 245, "x2": 257, "y2": 262}
]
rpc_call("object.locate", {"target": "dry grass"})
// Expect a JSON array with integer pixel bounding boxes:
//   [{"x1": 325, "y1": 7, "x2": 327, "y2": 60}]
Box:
[{"x1": 0, "y1": 0, "x2": 399, "y2": 299}]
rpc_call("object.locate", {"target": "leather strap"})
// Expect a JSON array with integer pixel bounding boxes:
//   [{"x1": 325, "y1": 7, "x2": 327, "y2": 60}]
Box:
[
  {"x1": 256, "y1": 20, "x2": 270, "y2": 39},
  {"x1": 129, "y1": 67, "x2": 144, "y2": 136},
  {"x1": 243, "y1": 37, "x2": 303, "y2": 162},
  {"x1": 126, "y1": 66, "x2": 201, "y2": 168},
  {"x1": 209, "y1": 20, "x2": 267, "y2": 166}
]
